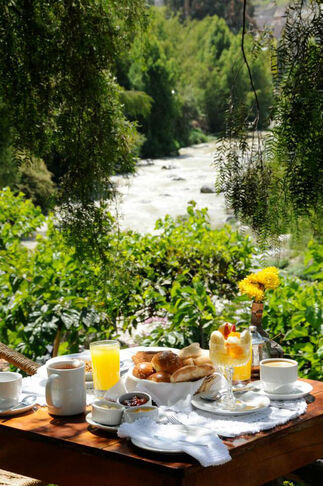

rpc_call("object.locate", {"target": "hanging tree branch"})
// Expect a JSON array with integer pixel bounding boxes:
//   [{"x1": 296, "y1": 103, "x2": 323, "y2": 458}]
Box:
[{"x1": 241, "y1": 0, "x2": 260, "y2": 127}]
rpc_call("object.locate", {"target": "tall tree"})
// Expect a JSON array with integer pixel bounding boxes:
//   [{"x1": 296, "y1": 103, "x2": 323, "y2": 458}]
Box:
[
  {"x1": 0, "y1": 0, "x2": 146, "y2": 239},
  {"x1": 216, "y1": 0, "x2": 323, "y2": 241}
]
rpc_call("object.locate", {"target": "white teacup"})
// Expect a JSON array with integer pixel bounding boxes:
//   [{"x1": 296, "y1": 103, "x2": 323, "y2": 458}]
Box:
[
  {"x1": 0, "y1": 372, "x2": 22, "y2": 410},
  {"x1": 260, "y1": 358, "x2": 298, "y2": 394},
  {"x1": 46, "y1": 359, "x2": 86, "y2": 416}
]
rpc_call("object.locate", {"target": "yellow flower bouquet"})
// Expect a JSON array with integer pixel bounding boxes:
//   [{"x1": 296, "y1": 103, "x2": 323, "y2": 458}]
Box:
[{"x1": 238, "y1": 267, "x2": 280, "y2": 302}]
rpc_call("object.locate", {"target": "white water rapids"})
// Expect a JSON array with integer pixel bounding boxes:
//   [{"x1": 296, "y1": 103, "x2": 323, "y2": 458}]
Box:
[{"x1": 111, "y1": 142, "x2": 231, "y2": 233}]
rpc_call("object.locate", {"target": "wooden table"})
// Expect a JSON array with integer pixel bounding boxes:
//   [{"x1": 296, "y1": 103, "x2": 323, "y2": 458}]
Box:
[{"x1": 0, "y1": 379, "x2": 322, "y2": 486}]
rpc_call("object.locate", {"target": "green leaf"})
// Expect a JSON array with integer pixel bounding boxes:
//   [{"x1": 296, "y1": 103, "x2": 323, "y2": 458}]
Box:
[{"x1": 284, "y1": 328, "x2": 309, "y2": 340}]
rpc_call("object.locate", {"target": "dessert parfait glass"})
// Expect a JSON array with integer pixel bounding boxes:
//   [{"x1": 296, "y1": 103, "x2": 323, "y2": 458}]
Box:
[{"x1": 209, "y1": 327, "x2": 251, "y2": 410}]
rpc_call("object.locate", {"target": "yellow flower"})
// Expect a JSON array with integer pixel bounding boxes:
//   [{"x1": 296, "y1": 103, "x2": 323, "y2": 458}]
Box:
[
  {"x1": 238, "y1": 278, "x2": 265, "y2": 302},
  {"x1": 253, "y1": 267, "x2": 280, "y2": 290},
  {"x1": 238, "y1": 267, "x2": 279, "y2": 301}
]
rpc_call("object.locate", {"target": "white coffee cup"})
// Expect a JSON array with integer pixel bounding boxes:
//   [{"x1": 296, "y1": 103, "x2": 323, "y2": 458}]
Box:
[
  {"x1": 46, "y1": 359, "x2": 86, "y2": 416},
  {"x1": 260, "y1": 358, "x2": 298, "y2": 394},
  {"x1": 0, "y1": 372, "x2": 22, "y2": 410}
]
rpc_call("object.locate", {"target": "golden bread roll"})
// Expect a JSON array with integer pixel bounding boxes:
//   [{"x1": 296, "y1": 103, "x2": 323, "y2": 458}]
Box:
[
  {"x1": 193, "y1": 355, "x2": 213, "y2": 367},
  {"x1": 182, "y1": 357, "x2": 194, "y2": 366},
  {"x1": 178, "y1": 342, "x2": 202, "y2": 359},
  {"x1": 170, "y1": 363, "x2": 214, "y2": 383},
  {"x1": 147, "y1": 371, "x2": 171, "y2": 383},
  {"x1": 132, "y1": 351, "x2": 158, "y2": 365},
  {"x1": 151, "y1": 351, "x2": 182, "y2": 374},
  {"x1": 132, "y1": 362, "x2": 154, "y2": 379}
]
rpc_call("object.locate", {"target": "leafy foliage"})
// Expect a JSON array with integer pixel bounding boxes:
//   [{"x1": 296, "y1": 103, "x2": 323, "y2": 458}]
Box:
[
  {"x1": 118, "y1": 7, "x2": 272, "y2": 157},
  {"x1": 0, "y1": 191, "x2": 254, "y2": 360},
  {"x1": 143, "y1": 242, "x2": 323, "y2": 380},
  {"x1": 0, "y1": 190, "x2": 321, "y2": 380},
  {"x1": 0, "y1": 0, "x2": 146, "y2": 233},
  {"x1": 127, "y1": 22, "x2": 183, "y2": 157},
  {"x1": 216, "y1": 1, "x2": 323, "y2": 241}
]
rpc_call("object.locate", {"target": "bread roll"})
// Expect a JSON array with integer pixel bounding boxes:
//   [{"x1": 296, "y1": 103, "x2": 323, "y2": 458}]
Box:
[
  {"x1": 170, "y1": 364, "x2": 214, "y2": 383},
  {"x1": 178, "y1": 343, "x2": 202, "y2": 359},
  {"x1": 148, "y1": 371, "x2": 171, "y2": 383},
  {"x1": 133, "y1": 362, "x2": 154, "y2": 379},
  {"x1": 151, "y1": 351, "x2": 182, "y2": 374},
  {"x1": 193, "y1": 355, "x2": 213, "y2": 367},
  {"x1": 182, "y1": 357, "x2": 194, "y2": 366},
  {"x1": 132, "y1": 351, "x2": 158, "y2": 365}
]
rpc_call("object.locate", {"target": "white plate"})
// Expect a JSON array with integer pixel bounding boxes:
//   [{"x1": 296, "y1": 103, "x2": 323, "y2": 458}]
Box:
[
  {"x1": 191, "y1": 391, "x2": 270, "y2": 415},
  {"x1": 0, "y1": 394, "x2": 38, "y2": 416},
  {"x1": 131, "y1": 436, "x2": 183, "y2": 454},
  {"x1": 253, "y1": 380, "x2": 313, "y2": 400},
  {"x1": 86, "y1": 412, "x2": 120, "y2": 432}
]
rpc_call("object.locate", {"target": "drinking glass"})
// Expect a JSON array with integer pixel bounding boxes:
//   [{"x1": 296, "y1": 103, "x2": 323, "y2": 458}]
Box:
[
  {"x1": 233, "y1": 344, "x2": 252, "y2": 386},
  {"x1": 210, "y1": 335, "x2": 251, "y2": 409},
  {"x1": 90, "y1": 340, "x2": 120, "y2": 397}
]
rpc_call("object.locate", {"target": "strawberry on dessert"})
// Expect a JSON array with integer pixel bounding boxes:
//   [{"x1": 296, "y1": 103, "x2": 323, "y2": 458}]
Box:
[{"x1": 218, "y1": 323, "x2": 236, "y2": 339}]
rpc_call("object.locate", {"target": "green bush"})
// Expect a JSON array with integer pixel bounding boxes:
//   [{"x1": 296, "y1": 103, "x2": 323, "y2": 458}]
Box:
[
  {"x1": 262, "y1": 243, "x2": 323, "y2": 380},
  {"x1": 16, "y1": 152, "x2": 56, "y2": 213},
  {"x1": 0, "y1": 192, "x2": 254, "y2": 360},
  {"x1": 1, "y1": 190, "x2": 320, "y2": 380}
]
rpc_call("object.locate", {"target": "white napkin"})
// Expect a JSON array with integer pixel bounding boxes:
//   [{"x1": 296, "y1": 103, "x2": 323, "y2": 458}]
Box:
[{"x1": 118, "y1": 417, "x2": 231, "y2": 467}]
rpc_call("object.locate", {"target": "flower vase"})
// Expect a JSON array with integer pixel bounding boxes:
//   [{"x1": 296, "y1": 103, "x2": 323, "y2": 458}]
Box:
[{"x1": 250, "y1": 302, "x2": 284, "y2": 378}]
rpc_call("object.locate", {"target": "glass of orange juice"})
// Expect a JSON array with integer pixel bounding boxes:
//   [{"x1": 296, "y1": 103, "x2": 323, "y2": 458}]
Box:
[{"x1": 90, "y1": 340, "x2": 120, "y2": 397}]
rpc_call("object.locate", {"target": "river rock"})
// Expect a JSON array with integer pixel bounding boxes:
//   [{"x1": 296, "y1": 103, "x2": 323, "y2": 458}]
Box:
[
  {"x1": 137, "y1": 159, "x2": 154, "y2": 167},
  {"x1": 200, "y1": 184, "x2": 216, "y2": 194},
  {"x1": 161, "y1": 164, "x2": 176, "y2": 170}
]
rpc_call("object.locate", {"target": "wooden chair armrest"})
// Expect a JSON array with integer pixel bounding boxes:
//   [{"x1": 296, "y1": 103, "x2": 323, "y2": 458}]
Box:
[{"x1": 0, "y1": 342, "x2": 40, "y2": 376}]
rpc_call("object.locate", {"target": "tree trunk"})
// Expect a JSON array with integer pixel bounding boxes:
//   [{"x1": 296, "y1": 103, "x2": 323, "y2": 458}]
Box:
[{"x1": 184, "y1": 0, "x2": 190, "y2": 18}]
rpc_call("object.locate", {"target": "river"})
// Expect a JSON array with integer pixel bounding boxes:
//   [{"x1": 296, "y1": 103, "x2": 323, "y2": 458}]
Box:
[{"x1": 111, "y1": 141, "x2": 231, "y2": 234}]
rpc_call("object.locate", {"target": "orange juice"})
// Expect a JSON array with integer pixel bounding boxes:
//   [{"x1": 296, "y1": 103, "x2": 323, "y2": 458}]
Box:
[
  {"x1": 233, "y1": 348, "x2": 251, "y2": 381},
  {"x1": 233, "y1": 355, "x2": 251, "y2": 381},
  {"x1": 90, "y1": 340, "x2": 120, "y2": 391}
]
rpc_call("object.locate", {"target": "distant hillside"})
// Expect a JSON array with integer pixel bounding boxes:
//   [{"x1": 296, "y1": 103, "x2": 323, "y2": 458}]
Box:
[
  {"x1": 252, "y1": 1, "x2": 290, "y2": 37},
  {"x1": 152, "y1": 1, "x2": 290, "y2": 38}
]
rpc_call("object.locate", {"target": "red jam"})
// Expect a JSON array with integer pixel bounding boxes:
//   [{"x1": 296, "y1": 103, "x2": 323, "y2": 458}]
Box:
[{"x1": 121, "y1": 395, "x2": 148, "y2": 407}]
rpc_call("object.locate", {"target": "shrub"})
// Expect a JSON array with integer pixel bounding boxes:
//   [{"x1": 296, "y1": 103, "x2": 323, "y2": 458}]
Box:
[
  {"x1": 1, "y1": 190, "x2": 320, "y2": 380},
  {"x1": 0, "y1": 192, "x2": 254, "y2": 360}
]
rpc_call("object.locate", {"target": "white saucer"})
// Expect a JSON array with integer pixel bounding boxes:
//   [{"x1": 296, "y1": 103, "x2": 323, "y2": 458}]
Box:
[
  {"x1": 191, "y1": 391, "x2": 270, "y2": 416},
  {"x1": 86, "y1": 412, "x2": 120, "y2": 432},
  {"x1": 253, "y1": 380, "x2": 313, "y2": 400},
  {"x1": 0, "y1": 394, "x2": 38, "y2": 416}
]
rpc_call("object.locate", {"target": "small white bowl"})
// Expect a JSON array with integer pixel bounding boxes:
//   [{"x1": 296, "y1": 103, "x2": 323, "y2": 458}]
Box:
[
  {"x1": 124, "y1": 405, "x2": 159, "y2": 423},
  {"x1": 92, "y1": 400, "x2": 124, "y2": 426},
  {"x1": 117, "y1": 392, "x2": 152, "y2": 408}
]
